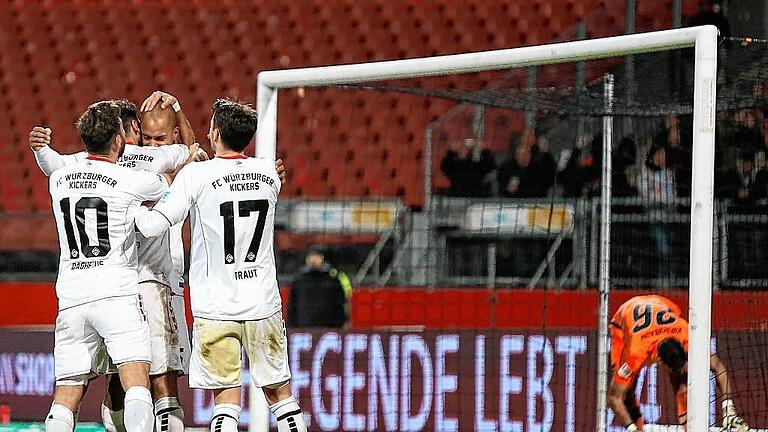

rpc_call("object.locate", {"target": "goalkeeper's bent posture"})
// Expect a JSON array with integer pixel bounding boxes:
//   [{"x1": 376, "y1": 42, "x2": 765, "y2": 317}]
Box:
[{"x1": 608, "y1": 295, "x2": 748, "y2": 432}]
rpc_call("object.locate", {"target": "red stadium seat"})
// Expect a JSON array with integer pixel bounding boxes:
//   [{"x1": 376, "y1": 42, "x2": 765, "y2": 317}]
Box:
[{"x1": 0, "y1": 0, "x2": 689, "y2": 228}]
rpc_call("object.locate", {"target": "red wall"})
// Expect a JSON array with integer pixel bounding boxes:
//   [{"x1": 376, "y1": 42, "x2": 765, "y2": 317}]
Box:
[{"x1": 1, "y1": 282, "x2": 766, "y2": 330}]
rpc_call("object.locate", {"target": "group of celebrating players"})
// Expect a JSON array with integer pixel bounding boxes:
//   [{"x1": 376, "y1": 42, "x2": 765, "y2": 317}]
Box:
[
  {"x1": 29, "y1": 91, "x2": 305, "y2": 432},
  {"x1": 28, "y1": 90, "x2": 749, "y2": 432}
]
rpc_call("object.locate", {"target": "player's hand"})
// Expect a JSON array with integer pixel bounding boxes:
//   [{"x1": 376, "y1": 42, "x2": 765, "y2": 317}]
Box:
[
  {"x1": 722, "y1": 415, "x2": 749, "y2": 432},
  {"x1": 141, "y1": 91, "x2": 179, "y2": 112},
  {"x1": 187, "y1": 143, "x2": 209, "y2": 162},
  {"x1": 275, "y1": 158, "x2": 287, "y2": 183},
  {"x1": 29, "y1": 126, "x2": 52, "y2": 151},
  {"x1": 722, "y1": 399, "x2": 749, "y2": 432}
]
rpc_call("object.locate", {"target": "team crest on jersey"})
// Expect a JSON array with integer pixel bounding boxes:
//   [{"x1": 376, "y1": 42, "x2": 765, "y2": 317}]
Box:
[
  {"x1": 226, "y1": 254, "x2": 234, "y2": 263},
  {"x1": 247, "y1": 252, "x2": 255, "y2": 261},
  {"x1": 70, "y1": 249, "x2": 79, "y2": 258},
  {"x1": 92, "y1": 247, "x2": 100, "y2": 256}
]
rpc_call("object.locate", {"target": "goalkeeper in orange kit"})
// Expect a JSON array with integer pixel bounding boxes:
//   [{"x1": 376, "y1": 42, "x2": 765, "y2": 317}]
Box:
[{"x1": 608, "y1": 295, "x2": 748, "y2": 432}]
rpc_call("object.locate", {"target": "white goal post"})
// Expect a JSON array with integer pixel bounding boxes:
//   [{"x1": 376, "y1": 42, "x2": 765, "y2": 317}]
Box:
[{"x1": 254, "y1": 26, "x2": 718, "y2": 431}]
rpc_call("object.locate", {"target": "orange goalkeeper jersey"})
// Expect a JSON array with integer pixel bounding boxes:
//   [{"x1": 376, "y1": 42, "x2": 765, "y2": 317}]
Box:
[{"x1": 610, "y1": 295, "x2": 689, "y2": 386}]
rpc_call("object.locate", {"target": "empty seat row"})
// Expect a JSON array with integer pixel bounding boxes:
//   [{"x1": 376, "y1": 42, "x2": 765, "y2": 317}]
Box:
[{"x1": 0, "y1": 0, "x2": 679, "y2": 226}]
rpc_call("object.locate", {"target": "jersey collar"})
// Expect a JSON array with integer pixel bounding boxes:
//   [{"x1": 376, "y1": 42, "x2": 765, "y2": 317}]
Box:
[
  {"x1": 217, "y1": 154, "x2": 248, "y2": 160},
  {"x1": 86, "y1": 155, "x2": 114, "y2": 163},
  {"x1": 125, "y1": 140, "x2": 136, "y2": 146}
]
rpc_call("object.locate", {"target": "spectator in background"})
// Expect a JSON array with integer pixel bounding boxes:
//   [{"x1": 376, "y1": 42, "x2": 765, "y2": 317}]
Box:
[
  {"x1": 655, "y1": 115, "x2": 692, "y2": 197},
  {"x1": 560, "y1": 134, "x2": 636, "y2": 198},
  {"x1": 679, "y1": 1, "x2": 730, "y2": 97},
  {"x1": 560, "y1": 133, "x2": 596, "y2": 197},
  {"x1": 638, "y1": 145, "x2": 677, "y2": 283},
  {"x1": 734, "y1": 109, "x2": 765, "y2": 153},
  {"x1": 440, "y1": 137, "x2": 496, "y2": 197},
  {"x1": 614, "y1": 136, "x2": 639, "y2": 197},
  {"x1": 717, "y1": 150, "x2": 768, "y2": 206},
  {"x1": 497, "y1": 138, "x2": 554, "y2": 198},
  {"x1": 688, "y1": 0, "x2": 731, "y2": 40},
  {"x1": 534, "y1": 135, "x2": 558, "y2": 184},
  {"x1": 718, "y1": 150, "x2": 768, "y2": 281},
  {"x1": 287, "y1": 246, "x2": 351, "y2": 329},
  {"x1": 515, "y1": 129, "x2": 556, "y2": 178}
]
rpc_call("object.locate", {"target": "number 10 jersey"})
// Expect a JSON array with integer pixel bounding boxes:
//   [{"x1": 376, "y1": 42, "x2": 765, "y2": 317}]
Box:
[
  {"x1": 49, "y1": 157, "x2": 168, "y2": 310},
  {"x1": 148, "y1": 156, "x2": 282, "y2": 321}
]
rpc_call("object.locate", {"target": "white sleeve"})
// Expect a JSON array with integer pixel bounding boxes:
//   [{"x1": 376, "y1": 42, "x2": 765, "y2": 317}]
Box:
[
  {"x1": 151, "y1": 166, "x2": 196, "y2": 226},
  {"x1": 131, "y1": 171, "x2": 169, "y2": 202},
  {"x1": 34, "y1": 146, "x2": 86, "y2": 176},
  {"x1": 135, "y1": 206, "x2": 172, "y2": 238},
  {"x1": 160, "y1": 144, "x2": 190, "y2": 172}
]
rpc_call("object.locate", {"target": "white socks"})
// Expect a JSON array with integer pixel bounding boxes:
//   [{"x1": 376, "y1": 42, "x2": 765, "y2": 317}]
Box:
[
  {"x1": 104, "y1": 393, "x2": 183, "y2": 432},
  {"x1": 101, "y1": 403, "x2": 125, "y2": 432},
  {"x1": 270, "y1": 397, "x2": 307, "y2": 432},
  {"x1": 45, "y1": 403, "x2": 74, "y2": 432},
  {"x1": 210, "y1": 403, "x2": 240, "y2": 432},
  {"x1": 123, "y1": 387, "x2": 154, "y2": 432},
  {"x1": 155, "y1": 397, "x2": 185, "y2": 432}
]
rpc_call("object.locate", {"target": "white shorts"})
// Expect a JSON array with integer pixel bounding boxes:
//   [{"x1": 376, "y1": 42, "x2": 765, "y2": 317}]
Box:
[
  {"x1": 94, "y1": 283, "x2": 184, "y2": 376},
  {"x1": 54, "y1": 295, "x2": 150, "y2": 384},
  {"x1": 189, "y1": 311, "x2": 291, "y2": 390},
  {"x1": 170, "y1": 293, "x2": 191, "y2": 374},
  {"x1": 140, "y1": 281, "x2": 184, "y2": 376}
]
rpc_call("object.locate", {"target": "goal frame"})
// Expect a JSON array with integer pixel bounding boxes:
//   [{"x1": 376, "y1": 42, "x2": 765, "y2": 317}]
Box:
[{"x1": 255, "y1": 26, "x2": 718, "y2": 431}]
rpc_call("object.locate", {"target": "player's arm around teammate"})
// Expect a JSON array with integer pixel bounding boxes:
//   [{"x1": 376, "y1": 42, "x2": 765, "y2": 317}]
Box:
[
  {"x1": 29, "y1": 126, "x2": 87, "y2": 174},
  {"x1": 29, "y1": 99, "x2": 143, "y2": 176},
  {"x1": 45, "y1": 102, "x2": 166, "y2": 432},
  {"x1": 136, "y1": 99, "x2": 307, "y2": 432}
]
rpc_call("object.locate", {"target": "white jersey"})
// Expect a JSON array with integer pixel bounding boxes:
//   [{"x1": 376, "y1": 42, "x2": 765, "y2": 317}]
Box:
[
  {"x1": 35, "y1": 144, "x2": 189, "y2": 287},
  {"x1": 168, "y1": 223, "x2": 186, "y2": 295},
  {"x1": 34, "y1": 143, "x2": 188, "y2": 176},
  {"x1": 147, "y1": 156, "x2": 281, "y2": 320},
  {"x1": 49, "y1": 157, "x2": 168, "y2": 310}
]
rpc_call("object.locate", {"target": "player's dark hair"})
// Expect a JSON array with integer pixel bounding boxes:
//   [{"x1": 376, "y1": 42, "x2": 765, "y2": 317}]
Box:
[
  {"x1": 110, "y1": 99, "x2": 138, "y2": 129},
  {"x1": 658, "y1": 338, "x2": 687, "y2": 372},
  {"x1": 75, "y1": 101, "x2": 122, "y2": 154},
  {"x1": 212, "y1": 98, "x2": 258, "y2": 152}
]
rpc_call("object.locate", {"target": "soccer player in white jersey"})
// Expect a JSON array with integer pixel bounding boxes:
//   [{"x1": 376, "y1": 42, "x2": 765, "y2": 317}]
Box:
[
  {"x1": 136, "y1": 99, "x2": 307, "y2": 432},
  {"x1": 30, "y1": 96, "x2": 200, "y2": 432},
  {"x1": 45, "y1": 101, "x2": 169, "y2": 432}
]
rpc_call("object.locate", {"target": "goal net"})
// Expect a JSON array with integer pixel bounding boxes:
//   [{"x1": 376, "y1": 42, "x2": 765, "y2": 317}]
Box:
[{"x1": 245, "y1": 27, "x2": 768, "y2": 432}]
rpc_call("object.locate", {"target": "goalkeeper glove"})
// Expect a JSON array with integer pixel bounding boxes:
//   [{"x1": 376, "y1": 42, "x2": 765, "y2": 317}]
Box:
[
  {"x1": 625, "y1": 423, "x2": 639, "y2": 432},
  {"x1": 722, "y1": 399, "x2": 749, "y2": 432}
]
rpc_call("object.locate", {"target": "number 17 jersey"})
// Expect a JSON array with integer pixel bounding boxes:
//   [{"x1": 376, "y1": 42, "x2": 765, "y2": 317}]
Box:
[{"x1": 150, "y1": 156, "x2": 281, "y2": 320}]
